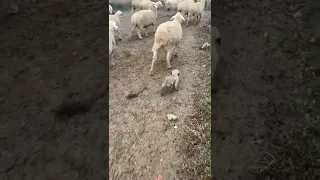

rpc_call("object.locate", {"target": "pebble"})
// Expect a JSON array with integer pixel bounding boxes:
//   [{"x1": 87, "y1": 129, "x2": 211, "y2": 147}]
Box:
[{"x1": 167, "y1": 114, "x2": 178, "y2": 121}]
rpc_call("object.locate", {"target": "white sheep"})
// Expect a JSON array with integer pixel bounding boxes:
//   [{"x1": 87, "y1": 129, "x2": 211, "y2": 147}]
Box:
[
  {"x1": 160, "y1": 69, "x2": 180, "y2": 96},
  {"x1": 130, "y1": 3, "x2": 158, "y2": 40},
  {"x1": 109, "y1": 21, "x2": 119, "y2": 65},
  {"x1": 150, "y1": 12, "x2": 185, "y2": 75},
  {"x1": 139, "y1": 0, "x2": 163, "y2": 10},
  {"x1": 177, "y1": 0, "x2": 194, "y2": 17},
  {"x1": 109, "y1": 10, "x2": 124, "y2": 40},
  {"x1": 186, "y1": 0, "x2": 205, "y2": 26},
  {"x1": 165, "y1": 0, "x2": 183, "y2": 16},
  {"x1": 132, "y1": 0, "x2": 145, "y2": 12},
  {"x1": 109, "y1": 5, "x2": 113, "y2": 14}
]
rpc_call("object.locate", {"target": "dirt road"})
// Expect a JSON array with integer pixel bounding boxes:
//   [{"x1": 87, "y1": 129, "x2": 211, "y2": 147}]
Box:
[{"x1": 109, "y1": 8, "x2": 212, "y2": 179}]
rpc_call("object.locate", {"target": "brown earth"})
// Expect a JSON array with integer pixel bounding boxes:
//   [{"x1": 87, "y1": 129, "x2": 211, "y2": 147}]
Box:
[{"x1": 109, "y1": 7, "x2": 212, "y2": 180}]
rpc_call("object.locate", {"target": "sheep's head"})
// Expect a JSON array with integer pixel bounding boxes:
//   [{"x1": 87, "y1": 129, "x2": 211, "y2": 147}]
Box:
[
  {"x1": 115, "y1": 10, "x2": 124, "y2": 18},
  {"x1": 172, "y1": 69, "x2": 179, "y2": 76},
  {"x1": 170, "y1": 12, "x2": 185, "y2": 24},
  {"x1": 155, "y1": 1, "x2": 163, "y2": 9},
  {"x1": 149, "y1": 3, "x2": 157, "y2": 11}
]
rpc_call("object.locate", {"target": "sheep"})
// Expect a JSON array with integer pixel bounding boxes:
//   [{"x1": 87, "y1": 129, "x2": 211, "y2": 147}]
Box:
[
  {"x1": 139, "y1": 0, "x2": 163, "y2": 10},
  {"x1": 160, "y1": 69, "x2": 180, "y2": 96},
  {"x1": 165, "y1": 0, "x2": 183, "y2": 16},
  {"x1": 132, "y1": 0, "x2": 144, "y2": 12},
  {"x1": 109, "y1": 21, "x2": 119, "y2": 65},
  {"x1": 186, "y1": 0, "x2": 205, "y2": 26},
  {"x1": 109, "y1": 5, "x2": 114, "y2": 14},
  {"x1": 130, "y1": 3, "x2": 158, "y2": 40},
  {"x1": 150, "y1": 12, "x2": 185, "y2": 75},
  {"x1": 177, "y1": 0, "x2": 194, "y2": 17},
  {"x1": 109, "y1": 10, "x2": 124, "y2": 40}
]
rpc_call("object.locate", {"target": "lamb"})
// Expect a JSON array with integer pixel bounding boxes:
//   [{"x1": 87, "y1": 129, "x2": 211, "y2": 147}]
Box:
[
  {"x1": 177, "y1": 0, "x2": 194, "y2": 17},
  {"x1": 139, "y1": 0, "x2": 163, "y2": 10},
  {"x1": 186, "y1": 0, "x2": 205, "y2": 26},
  {"x1": 130, "y1": 3, "x2": 158, "y2": 40},
  {"x1": 109, "y1": 5, "x2": 113, "y2": 14},
  {"x1": 165, "y1": 0, "x2": 183, "y2": 16},
  {"x1": 132, "y1": 0, "x2": 145, "y2": 12},
  {"x1": 109, "y1": 21, "x2": 119, "y2": 65},
  {"x1": 150, "y1": 12, "x2": 185, "y2": 75},
  {"x1": 160, "y1": 69, "x2": 180, "y2": 96},
  {"x1": 109, "y1": 10, "x2": 124, "y2": 40}
]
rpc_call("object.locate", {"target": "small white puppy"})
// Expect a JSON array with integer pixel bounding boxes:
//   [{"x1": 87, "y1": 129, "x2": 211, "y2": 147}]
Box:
[{"x1": 160, "y1": 69, "x2": 180, "y2": 96}]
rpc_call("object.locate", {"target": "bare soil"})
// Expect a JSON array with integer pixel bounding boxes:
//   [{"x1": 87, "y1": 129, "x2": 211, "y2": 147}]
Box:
[{"x1": 109, "y1": 7, "x2": 212, "y2": 180}]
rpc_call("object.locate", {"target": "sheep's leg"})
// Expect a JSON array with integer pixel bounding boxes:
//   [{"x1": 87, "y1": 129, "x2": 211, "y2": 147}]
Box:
[
  {"x1": 150, "y1": 45, "x2": 160, "y2": 75},
  {"x1": 165, "y1": 46, "x2": 174, "y2": 69},
  {"x1": 186, "y1": 12, "x2": 191, "y2": 26},
  {"x1": 136, "y1": 26, "x2": 143, "y2": 39},
  {"x1": 145, "y1": 26, "x2": 148, "y2": 37},
  {"x1": 117, "y1": 28, "x2": 122, "y2": 40},
  {"x1": 129, "y1": 25, "x2": 135, "y2": 39},
  {"x1": 153, "y1": 22, "x2": 156, "y2": 32},
  {"x1": 173, "y1": 44, "x2": 178, "y2": 57}
]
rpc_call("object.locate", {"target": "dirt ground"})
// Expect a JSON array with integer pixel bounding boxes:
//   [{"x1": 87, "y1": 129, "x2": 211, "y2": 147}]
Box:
[
  {"x1": 0, "y1": 0, "x2": 108, "y2": 179},
  {"x1": 109, "y1": 6, "x2": 212, "y2": 180}
]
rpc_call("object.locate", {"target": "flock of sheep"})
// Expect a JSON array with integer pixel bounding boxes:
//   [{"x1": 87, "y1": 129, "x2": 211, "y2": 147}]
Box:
[{"x1": 109, "y1": 0, "x2": 210, "y2": 76}]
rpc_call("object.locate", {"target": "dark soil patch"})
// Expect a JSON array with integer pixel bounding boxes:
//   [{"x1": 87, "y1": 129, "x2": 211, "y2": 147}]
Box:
[
  {"x1": 211, "y1": 0, "x2": 318, "y2": 179},
  {"x1": 0, "y1": 0, "x2": 108, "y2": 179}
]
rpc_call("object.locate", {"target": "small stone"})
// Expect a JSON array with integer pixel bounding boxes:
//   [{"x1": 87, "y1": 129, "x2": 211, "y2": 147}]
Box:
[
  {"x1": 173, "y1": 125, "x2": 178, "y2": 129},
  {"x1": 167, "y1": 114, "x2": 178, "y2": 121}
]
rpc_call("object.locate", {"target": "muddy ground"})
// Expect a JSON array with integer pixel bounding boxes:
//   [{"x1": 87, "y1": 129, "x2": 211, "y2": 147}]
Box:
[{"x1": 1, "y1": 0, "x2": 319, "y2": 179}]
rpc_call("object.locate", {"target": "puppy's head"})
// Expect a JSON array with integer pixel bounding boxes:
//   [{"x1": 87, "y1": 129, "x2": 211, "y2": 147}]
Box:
[{"x1": 172, "y1": 69, "x2": 179, "y2": 76}]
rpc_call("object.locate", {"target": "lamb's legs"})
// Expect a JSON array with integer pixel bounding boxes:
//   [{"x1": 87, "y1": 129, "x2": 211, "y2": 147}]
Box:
[{"x1": 150, "y1": 47, "x2": 159, "y2": 75}]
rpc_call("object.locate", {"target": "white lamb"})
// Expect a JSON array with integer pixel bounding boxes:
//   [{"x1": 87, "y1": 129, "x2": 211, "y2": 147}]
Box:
[
  {"x1": 109, "y1": 21, "x2": 119, "y2": 65},
  {"x1": 130, "y1": 3, "x2": 158, "y2": 40},
  {"x1": 139, "y1": 0, "x2": 163, "y2": 10},
  {"x1": 186, "y1": 0, "x2": 205, "y2": 26},
  {"x1": 177, "y1": 0, "x2": 194, "y2": 17},
  {"x1": 165, "y1": 0, "x2": 183, "y2": 16},
  {"x1": 132, "y1": 0, "x2": 145, "y2": 12},
  {"x1": 109, "y1": 10, "x2": 124, "y2": 40},
  {"x1": 109, "y1": 5, "x2": 113, "y2": 14},
  {"x1": 150, "y1": 12, "x2": 185, "y2": 75}
]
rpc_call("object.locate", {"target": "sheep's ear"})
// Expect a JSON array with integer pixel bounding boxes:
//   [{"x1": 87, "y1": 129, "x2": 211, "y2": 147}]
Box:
[{"x1": 170, "y1": 15, "x2": 175, "y2": 20}]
